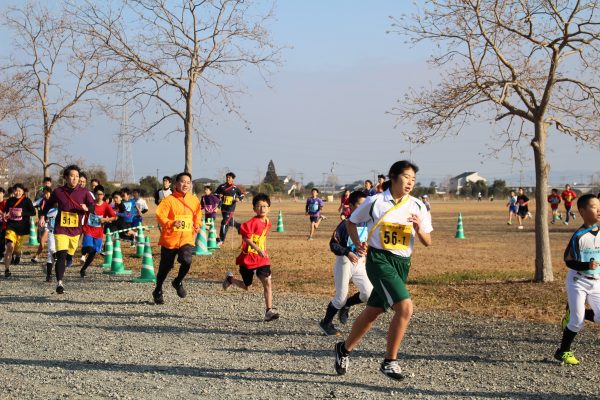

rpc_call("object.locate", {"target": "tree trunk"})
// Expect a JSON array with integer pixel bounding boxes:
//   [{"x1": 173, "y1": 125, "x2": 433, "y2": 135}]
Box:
[
  {"x1": 43, "y1": 128, "x2": 51, "y2": 177},
  {"x1": 531, "y1": 121, "x2": 553, "y2": 282},
  {"x1": 184, "y1": 80, "x2": 194, "y2": 174}
]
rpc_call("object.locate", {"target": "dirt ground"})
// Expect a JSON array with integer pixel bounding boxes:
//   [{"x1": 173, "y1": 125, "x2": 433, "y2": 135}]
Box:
[{"x1": 113, "y1": 196, "x2": 589, "y2": 324}]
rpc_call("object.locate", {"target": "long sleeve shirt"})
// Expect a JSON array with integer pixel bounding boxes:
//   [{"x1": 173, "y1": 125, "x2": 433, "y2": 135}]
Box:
[
  {"x1": 156, "y1": 190, "x2": 202, "y2": 249},
  {"x1": 41, "y1": 186, "x2": 96, "y2": 237}
]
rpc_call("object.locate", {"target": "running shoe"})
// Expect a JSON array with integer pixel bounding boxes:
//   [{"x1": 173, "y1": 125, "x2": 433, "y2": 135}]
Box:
[
  {"x1": 31, "y1": 257, "x2": 39, "y2": 263},
  {"x1": 334, "y1": 342, "x2": 349, "y2": 375},
  {"x1": 222, "y1": 272, "x2": 233, "y2": 290},
  {"x1": 563, "y1": 221, "x2": 569, "y2": 225},
  {"x1": 338, "y1": 306, "x2": 350, "y2": 325},
  {"x1": 506, "y1": 221, "x2": 511, "y2": 225},
  {"x1": 152, "y1": 288, "x2": 164, "y2": 305},
  {"x1": 554, "y1": 349, "x2": 580, "y2": 365},
  {"x1": 551, "y1": 220, "x2": 555, "y2": 225},
  {"x1": 80, "y1": 255, "x2": 87, "y2": 264},
  {"x1": 518, "y1": 225, "x2": 524, "y2": 230},
  {"x1": 307, "y1": 236, "x2": 314, "y2": 241},
  {"x1": 172, "y1": 280, "x2": 187, "y2": 298},
  {"x1": 319, "y1": 320, "x2": 340, "y2": 336},
  {"x1": 561, "y1": 307, "x2": 570, "y2": 330},
  {"x1": 265, "y1": 308, "x2": 280, "y2": 321},
  {"x1": 571, "y1": 212, "x2": 576, "y2": 220},
  {"x1": 4, "y1": 269, "x2": 11, "y2": 278},
  {"x1": 527, "y1": 212, "x2": 532, "y2": 218},
  {"x1": 380, "y1": 360, "x2": 405, "y2": 381},
  {"x1": 12, "y1": 256, "x2": 20, "y2": 265},
  {"x1": 80, "y1": 268, "x2": 86, "y2": 278},
  {"x1": 56, "y1": 284, "x2": 64, "y2": 294}
]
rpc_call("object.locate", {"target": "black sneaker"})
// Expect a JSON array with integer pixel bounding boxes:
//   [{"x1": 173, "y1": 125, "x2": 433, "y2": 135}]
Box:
[
  {"x1": 153, "y1": 289, "x2": 164, "y2": 304},
  {"x1": 172, "y1": 281, "x2": 187, "y2": 298},
  {"x1": 56, "y1": 284, "x2": 64, "y2": 294},
  {"x1": 45, "y1": 274, "x2": 52, "y2": 283},
  {"x1": 334, "y1": 342, "x2": 349, "y2": 375},
  {"x1": 380, "y1": 360, "x2": 405, "y2": 381},
  {"x1": 79, "y1": 268, "x2": 86, "y2": 278},
  {"x1": 338, "y1": 306, "x2": 350, "y2": 325},
  {"x1": 31, "y1": 257, "x2": 39, "y2": 263},
  {"x1": 4, "y1": 269, "x2": 12, "y2": 278},
  {"x1": 12, "y1": 256, "x2": 20, "y2": 265},
  {"x1": 319, "y1": 320, "x2": 340, "y2": 336}
]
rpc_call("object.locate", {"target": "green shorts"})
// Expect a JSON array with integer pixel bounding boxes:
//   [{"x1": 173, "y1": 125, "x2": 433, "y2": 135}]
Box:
[{"x1": 366, "y1": 247, "x2": 411, "y2": 310}]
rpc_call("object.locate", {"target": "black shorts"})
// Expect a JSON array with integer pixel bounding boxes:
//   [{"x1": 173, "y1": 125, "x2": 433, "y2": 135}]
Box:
[
  {"x1": 239, "y1": 265, "x2": 271, "y2": 286},
  {"x1": 309, "y1": 215, "x2": 320, "y2": 223},
  {"x1": 517, "y1": 208, "x2": 529, "y2": 217}
]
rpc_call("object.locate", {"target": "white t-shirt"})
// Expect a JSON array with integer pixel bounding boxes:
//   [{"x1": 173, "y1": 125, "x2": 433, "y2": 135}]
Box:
[
  {"x1": 349, "y1": 189, "x2": 433, "y2": 257},
  {"x1": 136, "y1": 198, "x2": 149, "y2": 213}
]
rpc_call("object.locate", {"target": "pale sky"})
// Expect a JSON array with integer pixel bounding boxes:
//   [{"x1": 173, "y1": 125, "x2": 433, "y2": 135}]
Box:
[{"x1": 3, "y1": 1, "x2": 600, "y2": 186}]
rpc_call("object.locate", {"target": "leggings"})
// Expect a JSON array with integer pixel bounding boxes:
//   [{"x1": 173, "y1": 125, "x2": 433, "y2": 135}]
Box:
[{"x1": 155, "y1": 245, "x2": 194, "y2": 289}]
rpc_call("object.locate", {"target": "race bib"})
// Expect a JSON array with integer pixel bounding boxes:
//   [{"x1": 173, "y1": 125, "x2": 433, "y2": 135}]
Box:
[
  {"x1": 247, "y1": 234, "x2": 266, "y2": 255},
  {"x1": 223, "y1": 196, "x2": 234, "y2": 206},
  {"x1": 87, "y1": 213, "x2": 102, "y2": 228},
  {"x1": 60, "y1": 211, "x2": 79, "y2": 228},
  {"x1": 566, "y1": 195, "x2": 573, "y2": 202},
  {"x1": 174, "y1": 215, "x2": 193, "y2": 232},
  {"x1": 348, "y1": 225, "x2": 369, "y2": 251},
  {"x1": 309, "y1": 203, "x2": 319, "y2": 213},
  {"x1": 379, "y1": 222, "x2": 412, "y2": 251},
  {"x1": 9, "y1": 208, "x2": 22, "y2": 221},
  {"x1": 581, "y1": 248, "x2": 600, "y2": 275}
]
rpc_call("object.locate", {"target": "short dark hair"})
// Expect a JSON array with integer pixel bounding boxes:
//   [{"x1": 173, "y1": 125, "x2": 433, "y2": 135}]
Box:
[
  {"x1": 204, "y1": 185, "x2": 212, "y2": 190},
  {"x1": 364, "y1": 180, "x2": 373, "y2": 186},
  {"x1": 311, "y1": 188, "x2": 319, "y2": 193},
  {"x1": 176, "y1": 172, "x2": 192, "y2": 182},
  {"x1": 253, "y1": 193, "x2": 271, "y2": 207},
  {"x1": 43, "y1": 176, "x2": 52, "y2": 183},
  {"x1": 162, "y1": 176, "x2": 171, "y2": 182},
  {"x1": 62, "y1": 164, "x2": 81, "y2": 179},
  {"x1": 226, "y1": 172, "x2": 236, "y2": 179},
  {"x1": 577, "y1": 194, "x2": 597, "y2": 210},
  {"x1": 349, "y1": 190, "x2": 366, "y2": 206},
  {"x1": 79, "y1": 172, "x2": 87, "y2": 180},
  {"x1": 91, "y1": 178, "x2": 100, "y2": 184},
  {"x1": 43, "y1": 186, "x2": 52, "y2": 193},
  {"x1": 377, "y1": 174, "x2": 386, "y2": 180},
  {"x1": 382, "y1": 160, "x2": 419, "y2": 191},
  {"x1": 121, "y1": 187, "x2": 131, "y2": 195},
  {"x1": 0, "y1": 188, "x2": 5, "y2": 194},
  {"x1": 93, "y1": 185, "x2": 105, "y2": 193},
  {"x1": 13, "y1": 183, "x2": 25, "y2": 191},
  {"x1": 132, "y1": 189, "x2": 139, "y2": 194},
  {"x1": 551, "y1": 188, "x2": 558, "y2": 193},
  {"x1": 112, "y1": 190, "x2": 123, "y2": 198}
]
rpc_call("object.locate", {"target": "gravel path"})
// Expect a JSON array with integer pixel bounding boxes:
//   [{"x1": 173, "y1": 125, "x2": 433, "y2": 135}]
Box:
[{"x1": 0, "y1": 262, "x2": 598, "y2": 400}]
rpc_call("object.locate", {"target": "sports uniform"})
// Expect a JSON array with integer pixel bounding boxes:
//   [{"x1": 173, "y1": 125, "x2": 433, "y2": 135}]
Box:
[
  {"x1": 44, "y1": 208, "x2": 58, "y2": 281},
  {"x1": 235, "y1": 216, "x2": 273, "y2": 287},
  {"x1": 215, "y1": 182, "x2": 245, "y2": 243},
  {"x1": 4, "y1": 194, "x2": 36, "y2": 275},
  {"x1": 547, "y1": 192, "x2": 562, "y2": 224},
  {"x1": 562, "y1": 188, "x2": 578, "y2": 224},
  {"x1": 80, "y1": 201, "x2": 116, "y2": 277},
  {"x1": 200, "y1": 193, "x2": 220, "y2": 223},
  {"x1": 306, "y1": 197, "x2": 324, "y2": 223}
]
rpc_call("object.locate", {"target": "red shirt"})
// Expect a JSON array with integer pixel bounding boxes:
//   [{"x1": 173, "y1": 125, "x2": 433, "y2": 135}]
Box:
[
  {"x1": 547, "y1": 193, "x2": 561, "y2": 209},
  {"x1": 82, "y1": 202, "x2": 116, "y2": 239},
  {"x1": 340, "y1": 196, "x2": 351, "y2": 217},
  {"x1": 235, "y1": 216, "x2": 272, "y2": 269},
  {"x1": 561, "y1": 190, "x2": 577, "y2": 207},
  {"x1": 0, "y1": 199, "x2": 6, "y2": 229}
]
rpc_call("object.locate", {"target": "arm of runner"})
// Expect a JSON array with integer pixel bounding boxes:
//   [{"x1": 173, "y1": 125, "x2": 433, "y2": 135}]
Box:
[
  {"x1": 410, "y1": 203, "x2": 433, "y2": 247},
  {"x1": 193, "y1": 200, "x2": 202, "y2": 233},
  {"x1": 345, "y1": 220, "x2": 367, "y2": 257},
  {"x1": 39, "y1": 191, "x2": 58, "y2": 227},
  {"x1": 155, "y1": 198, "x2": 174, "y2": 229}
]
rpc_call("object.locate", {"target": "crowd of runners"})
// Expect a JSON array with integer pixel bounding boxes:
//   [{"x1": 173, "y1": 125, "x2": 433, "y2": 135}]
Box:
[{"x1": 0, "y1": 161, "x2": 599, "y2": 381}]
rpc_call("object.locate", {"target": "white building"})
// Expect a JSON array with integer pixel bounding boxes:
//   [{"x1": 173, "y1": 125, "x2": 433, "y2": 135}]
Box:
[{"x1": 449, "y1": 172, "x2": 487, "y2": 195}]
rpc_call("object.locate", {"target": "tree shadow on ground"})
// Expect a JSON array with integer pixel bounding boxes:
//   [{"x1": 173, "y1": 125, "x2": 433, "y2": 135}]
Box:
[{"x1": 0, "y1": 295, "x2": 144, "y2": 306}]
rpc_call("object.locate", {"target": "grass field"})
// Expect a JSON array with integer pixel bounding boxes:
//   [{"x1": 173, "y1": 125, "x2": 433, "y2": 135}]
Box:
[{"x1": 117, "y1": 197, "x2": 593, "y2": 324}]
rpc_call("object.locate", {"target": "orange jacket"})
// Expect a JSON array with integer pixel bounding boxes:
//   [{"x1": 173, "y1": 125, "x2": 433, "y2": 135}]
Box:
[{"x1": 156, "y1": 190, "x2": 202, "y2": 249}]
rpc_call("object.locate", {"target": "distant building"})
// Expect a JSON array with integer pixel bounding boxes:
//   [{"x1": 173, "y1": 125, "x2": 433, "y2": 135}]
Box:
[{"x1": 449, "y1": 172, "x2": 487, "y2": 195}]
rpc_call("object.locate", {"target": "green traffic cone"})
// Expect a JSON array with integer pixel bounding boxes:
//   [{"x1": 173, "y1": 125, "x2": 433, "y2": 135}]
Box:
[
  {"x1": 104, "y1": 233, "x2": 132, "y2": 275},
  {"x1": 134, "y1": 224, "x2": 145, "y2": 258},
  {"x1": 28, "y1": 217, "x2": 39, "y2": 245},
  {"x1": 455, "y1": 213, "x2": 466, "y2": 239},
  {"x1": 276, "y1": 210, "x2": 284, "y2": 233},
  {"x1": 101, "y1": 230, "x2": 113, "y2": 268},
  {"x1": 207, "y1": 218, "x2": 219, "y2": 250},
  {"x1": 133, "y1": 236, "x2": 156, "y2": 283},
  {"x1": 194, "y1": 220, "x2": 212, "y2": 256}
]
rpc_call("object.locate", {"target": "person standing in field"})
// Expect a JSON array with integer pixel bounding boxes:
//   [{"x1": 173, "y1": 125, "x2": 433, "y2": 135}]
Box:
[
  {"x1": 561, "y1": 184, "x2": 578, "y2": 225},
  {"x1": 506, "y1": 190, "x2": 518, "y2": 225},
  {"x1": 516, "y1": 187, "x2": 531, "y2": 230},
  {"x1": 338, "y1": 189, "x2": 351, "y2": 221},
  {"x1": 547, "y1": 188, "x2": 563, "y2": 225},
  {"x1": 334, "y1": 160, "x2": 432, "y2": 381},
  {"x1": 363, "y1": 180, "x2": 376, "y2": 197},
  {"x1": 154, "y1": 176, "x2": 173, "y2": 206},
  {"x1": 152, "y1": 172, "x2": 202, "y2": 305},
  {"x1": 3, "y1": 184, "x2": 36, "y2": 277},
  {"x1": 376, "y1": 175, "x2": 386, "y2": 193},
  {"x1": 39, "y1": 165, "x2": 96, "y2": 294},
  {"x1": 215, "y1": 172, "x2": 245, "y2": 246},
  {"x1": 306, "y1": 188, "x2": 325, "y2": 240},
  {"x1": 200, "y1": 185, "x2": 220, "y2": 226}
]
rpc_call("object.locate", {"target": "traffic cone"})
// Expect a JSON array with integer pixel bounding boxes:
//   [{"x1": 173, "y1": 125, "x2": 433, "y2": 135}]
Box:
[
  {"x1": 28, "y1": 217, "x2": 39, "y2": 245},
  {"x1": 207, "y1": 218, "x2": 219, "y2": 250},
  {"x1": 104, "y1": 233, "x2": 132, "y2": 275},
  {"x1": 101, "y1": 230, "x2": 113, "y2": 268},
  {"x1": 194, "y1": 220, "x2": 212, "y2": 255},
  {"x1": 133, "y1": 236, "x2": 156, "y2": 283},
  {"x1": 455, "y1": 213, "x2": 466, "y2": 239},
  {"x1": 134, "y1": 224, "x2": 145, "y2": 258},
  {"x1": 276, "y1": 210, "x2": 284, "y2": 233}
]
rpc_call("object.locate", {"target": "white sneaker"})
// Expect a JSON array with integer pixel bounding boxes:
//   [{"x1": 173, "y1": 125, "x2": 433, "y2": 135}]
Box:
[
  {"x1": 265, "y1": 308, "x2": 280, "y2": 321},
  {"x1": 80, "y1": 255, "x2": 87, "y2": 264},
  {"x1": 518, "y1": 225, "x2": 524, "y2": 230}
]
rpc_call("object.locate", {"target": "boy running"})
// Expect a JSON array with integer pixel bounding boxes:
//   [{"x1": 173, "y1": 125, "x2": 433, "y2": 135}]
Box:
[
  {"x1": 200, "y1": 185, "x2": 220, "y2": 225},
  {"x1": 39, "y1": 165, "x2": 96, "y2": 293},
  {"x1": 223, "y1": 193, "x2": 279, "y2": 322},
  {"x1": 32, "y1": 186, "x2": 52, "y2": 263},
  {"x1": 319, "y1": 190, "x2": 373, "y2": 336},
  {"x1": 306, "y1": 188, "x2": 324, "y2": 240},
  {"x1": 516, "y1": 187, "x2": 531, "y2": 230},
  {"x1": 506, "y1": 191, "x2": 518, "y2": 225},
  {"x1": 80, "y1": 185, "x2": 117, "y2": 277},
  {"x1": 554, "y1": 194, "x2": 599, "y2": 365},
  {"x1": 154, "y1": 176, "x2": 172, "y2": 206},
  {"x1": 334, "y1": 160, "x2": 432, "y2": 381},
  {"x1": 215, "y1": 172, "x2": 245, "y2": 245},
  {"x1": 561, "y1": 184, "x2": 578, "y2": 225},
  {"x1": 152, "y1": 172, "x2": 202, "y2": 304},
  {"x1": 132, "y1": 189, "x2": 149, "y2": 227},
  {"x1": 547, "y1": 188, "x2": 563, "y2": 225},
  {"x1": 3, "y1": 184, "x2": 36, "y2": 277}
]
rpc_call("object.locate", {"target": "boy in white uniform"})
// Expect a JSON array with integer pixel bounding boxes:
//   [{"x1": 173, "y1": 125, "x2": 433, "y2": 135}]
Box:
[{"x1": 554, "y1": 194, "x2": 599, "y2": 365}]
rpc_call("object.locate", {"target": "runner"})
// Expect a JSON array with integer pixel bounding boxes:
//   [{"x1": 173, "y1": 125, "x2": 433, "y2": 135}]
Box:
[
  {"x1": 3, "y1": 184, "x2": 36, "y2": 277},
  {"x1": 516, "y1": 187, "x2": 531, "y2": 230},
  {"x1": 363, "y1": 180, "x2": 376, "y2": 196},
  {"x1": 153, "y1": 176, "x2": 172, "y2": 206},
  {"x1": 215, "y1": 172, "x2": 245, "y2": 245},
  {"x1": 200, "y1": 185, "x2": 220, "y2": 225},
  {"x1": 132, "y1": 189, "x2": 148, "y2": 227},
  {"x1": 0, "y1": 188, "x2": 6, "y2": 263},
  {"x1": 547, "y1": 188, "x2": 563, "y2": 225},
  {"x1": 333, "y1": 160, "x2": 433, "y2": 381},
  {"x1": 39, "y1": 165, "x2": 96, "y2": 294},
  {"x1": 376, "y1": 175, "x2": 386, "y2": 193},
  {"x1": 32, "y1": 186, "x2": 52, "y2": 263},
  {"x1": 561, "y1": 184, "x2": 578, "y2": 225},
  {"x1": 306, "y1": 188, "x2": 324, "y2": 240},
  {"x1": 152, "y1": 172, "x2": 202, "y2": 304},
  {"x1": 506, "y1": 190, "x2": 518, "y2": 225},
  {"x1": 338, "y1": 189, "x2": 351, "y2": 220}
]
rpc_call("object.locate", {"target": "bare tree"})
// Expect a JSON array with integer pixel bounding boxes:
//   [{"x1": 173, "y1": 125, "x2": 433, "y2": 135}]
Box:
[
  {"x1": 0, "y1": 2, "x2": 122, "y2": 177},
  {"x1": 391, "y1": 0, "x2": 600, "y2": 282},
  {"x1": 73, "y1": 0, "x2": 281, "y2": 174}
]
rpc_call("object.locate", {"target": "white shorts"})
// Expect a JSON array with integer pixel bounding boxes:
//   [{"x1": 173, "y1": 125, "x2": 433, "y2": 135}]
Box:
[
  {"x1": 46, "y1": 231, "x2": 56, "y2": 264},
  {"x1": 331, "y1": 255, "x2": 373, "y2": 309},
  {"x1": 566, "y1": 269, "x2": 600, "y2": 332}
]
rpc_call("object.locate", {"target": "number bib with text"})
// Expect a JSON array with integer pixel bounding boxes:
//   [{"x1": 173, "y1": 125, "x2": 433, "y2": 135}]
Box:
[
  {"x1": 174, "y1": 215, "x2": 193, "y2": 232},
  {"x1": 60, "y1": 211, "x2": 79, "y2": 228},
  {"x1": 379, "y1": 222, "x2": 412, "y2": 251},
  {"x1": 247, "y1": 234, "x2": 266, "y2": 255},
  {"x1": 87, "y1": 213, "x2": 102, "y2": 228},
  {"x1": 581, "y1": 248, "x2": 600, "y2": 275},
  {"x1": 223, "y1": 196, "x2": 234, "y2": 206}
]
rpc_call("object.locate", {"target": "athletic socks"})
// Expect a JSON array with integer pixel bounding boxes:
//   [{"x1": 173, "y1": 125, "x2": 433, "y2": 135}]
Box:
[
  {"x1": 559, "y1": 328, "x2": 577, "y2": 352},
  {"x1": 344, "y1": 292, "x2": 363, "y2": 308},
  {"x1": 323, "y1": 302, "x2": 339, "y2": 325}
]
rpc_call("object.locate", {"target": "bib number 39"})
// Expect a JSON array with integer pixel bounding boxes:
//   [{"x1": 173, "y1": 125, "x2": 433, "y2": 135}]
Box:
[
  {"x1": 379, "y1": 222, "x2": 412, "y2": 250},
  {"x1": 174, "y1": 215, "x2": 193, "y2": 232}
]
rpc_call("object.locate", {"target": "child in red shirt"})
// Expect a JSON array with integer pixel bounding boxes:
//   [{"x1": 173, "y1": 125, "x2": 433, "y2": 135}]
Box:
[
  {"x1": 561, "y1": 184, "x2": 578, "y2": 225},
  {"x1": 547, "y1": 188, "x2": 562, "y2": 224},
  {"x1": 222, "y1": 193, "x2": 279, "y2": 322}
]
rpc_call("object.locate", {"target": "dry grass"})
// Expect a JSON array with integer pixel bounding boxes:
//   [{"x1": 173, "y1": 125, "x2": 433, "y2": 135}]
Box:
[{"x1": 119, "y1": 197, "x2": 592, "y2": 325}]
